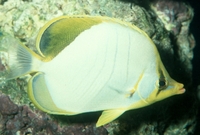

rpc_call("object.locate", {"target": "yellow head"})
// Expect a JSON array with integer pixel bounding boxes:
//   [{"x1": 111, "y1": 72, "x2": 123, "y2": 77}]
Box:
[
  {"x1": 131, "y1": 59, "x2": 185, "y2": 110},
  {"x1": 146, "y1": 62, "x2": 185, "y2": 104}
]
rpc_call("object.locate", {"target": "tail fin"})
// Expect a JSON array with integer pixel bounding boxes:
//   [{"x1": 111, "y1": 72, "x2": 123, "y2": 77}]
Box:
[{"x1": 0, "y1": 32, "x2": 42, "y2": 81}]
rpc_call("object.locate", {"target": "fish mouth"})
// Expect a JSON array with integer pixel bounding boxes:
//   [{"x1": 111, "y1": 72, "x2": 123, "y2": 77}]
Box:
[
  {"x1": 178, "y1": 88, "x2": 186, "y2": 94},
  {"x1": 177, "y1": 83, "x2": 185, "y2": 94}
]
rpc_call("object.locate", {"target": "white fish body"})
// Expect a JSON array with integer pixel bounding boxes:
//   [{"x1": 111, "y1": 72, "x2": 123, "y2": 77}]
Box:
[{"x1": 0, "y1": 16, "x2": 185, "y2": 127}]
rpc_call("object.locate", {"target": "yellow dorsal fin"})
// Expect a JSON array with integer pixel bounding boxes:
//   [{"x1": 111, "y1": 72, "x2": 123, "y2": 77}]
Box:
[
  {"x1": 36, "y1": 16, "x2": 103, "y2": 60},
  {"x1": 96, "y1": 109, "x2": 125, "y2": 127}
]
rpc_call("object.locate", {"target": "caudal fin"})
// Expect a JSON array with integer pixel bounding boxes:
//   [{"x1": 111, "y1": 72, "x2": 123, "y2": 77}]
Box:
[{"x1": 0, "y1": 32, "x2": 42, "y2": 81}]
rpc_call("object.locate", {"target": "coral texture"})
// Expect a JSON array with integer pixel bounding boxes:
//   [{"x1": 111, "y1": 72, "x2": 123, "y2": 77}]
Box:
[
  {"x1": 151, "y1": 0, "x2": 195, "y2": 70},
  {"x1": 0, "y1": 93, "x2": 107, "y2": 135}
]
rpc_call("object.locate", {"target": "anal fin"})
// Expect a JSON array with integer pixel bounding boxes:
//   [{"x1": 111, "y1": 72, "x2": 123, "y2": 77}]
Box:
[
  {"x1": 28, "y1": 72, "x2": 77, "y2": 115},
  {"x1": 96, "y1": 109, "x2": 125, "y2": 127}
]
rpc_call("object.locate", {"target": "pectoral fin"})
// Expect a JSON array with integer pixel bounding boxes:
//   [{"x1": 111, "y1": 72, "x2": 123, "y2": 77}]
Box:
[{"x1": 96, "y1": 109, "x2": 125, "y2": 127}]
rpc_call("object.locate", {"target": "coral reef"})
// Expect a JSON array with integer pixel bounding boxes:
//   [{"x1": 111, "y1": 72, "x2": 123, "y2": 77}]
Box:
[
  {"x1": 0, "y1": 0, "x2": 197, "y2": 134},
  {"x1": 0, "y1": 93, "x2": 107, "y2": 135},
  {"x1": 151, "y1": 0, "x2": 195, "y2": 71}
]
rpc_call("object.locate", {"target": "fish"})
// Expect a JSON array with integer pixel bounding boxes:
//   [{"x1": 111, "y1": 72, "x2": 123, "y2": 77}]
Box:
[{"x1": 0, "y1": 16, "x2": 185, "y2": 127}]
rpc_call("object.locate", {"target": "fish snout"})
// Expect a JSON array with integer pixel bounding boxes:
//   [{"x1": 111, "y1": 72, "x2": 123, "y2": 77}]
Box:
[{"x1": 176, "y1": 83, "x2": 185, "y2": 94}]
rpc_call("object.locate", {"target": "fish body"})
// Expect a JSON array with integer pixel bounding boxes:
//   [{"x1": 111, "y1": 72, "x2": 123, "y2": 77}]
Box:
[{"x1": 0, "y1": 16, "x2": 185, "y2": 127}]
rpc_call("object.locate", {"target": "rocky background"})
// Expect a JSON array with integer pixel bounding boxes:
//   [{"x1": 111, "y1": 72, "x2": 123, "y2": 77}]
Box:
[
  {"x1": 188, "y1": 0, "x2": 200, "y2": 134},
  {"x1": 0, "y1": 0, "x2": 199, "y2": 134}
]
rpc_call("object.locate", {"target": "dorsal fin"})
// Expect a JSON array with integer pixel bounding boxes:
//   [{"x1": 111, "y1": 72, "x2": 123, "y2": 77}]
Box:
[{"x1": 36, "y1": 16, "x2": 103, "y2": 60}]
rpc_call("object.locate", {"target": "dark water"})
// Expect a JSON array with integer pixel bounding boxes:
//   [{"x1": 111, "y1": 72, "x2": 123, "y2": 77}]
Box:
[
  {"x1": 186, "y1": 0, "x2": 200, "y2": 134},
  {"x1": 189, "y1": 0, "x2": 200, "y2": 88}
]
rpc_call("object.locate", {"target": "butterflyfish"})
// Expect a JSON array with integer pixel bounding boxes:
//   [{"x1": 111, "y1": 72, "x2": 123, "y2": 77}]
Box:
[{"x1": 0, "y1": 16, "x2": 185, "y2": 127}]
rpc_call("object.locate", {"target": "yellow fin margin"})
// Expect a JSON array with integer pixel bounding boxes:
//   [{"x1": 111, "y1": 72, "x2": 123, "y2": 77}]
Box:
[
  {"x1": 36, "y1": 16, "x2": 103, "y2": 60},
  {"x1": 36, "y1": 15, "x2": 158, "y2": 61},
  {"x1": 28, "y1": 72, "x2": 78, "y2": 115},
  {"x1": 96, "y1": 109, "x2": 125, "y2": 127}
]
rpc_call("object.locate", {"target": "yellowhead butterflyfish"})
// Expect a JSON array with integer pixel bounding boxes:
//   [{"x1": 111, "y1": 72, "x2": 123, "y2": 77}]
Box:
[{"x1": 0, "y1": 16, "x2": 185, "y2": 127}]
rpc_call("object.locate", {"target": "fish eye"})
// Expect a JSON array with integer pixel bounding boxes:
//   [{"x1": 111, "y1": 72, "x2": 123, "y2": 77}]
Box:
[{"x1": 158, "y1": 78, "x2": 167, "y2": 90}]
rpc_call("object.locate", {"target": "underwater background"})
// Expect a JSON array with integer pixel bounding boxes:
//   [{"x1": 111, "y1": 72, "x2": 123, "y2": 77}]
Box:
[
  {"x1": 189, "y1": 0, "x2": 200, "y2": 134},
  {"x1": 0, "y1": 0, "x2": 200, "y2": 134}
]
